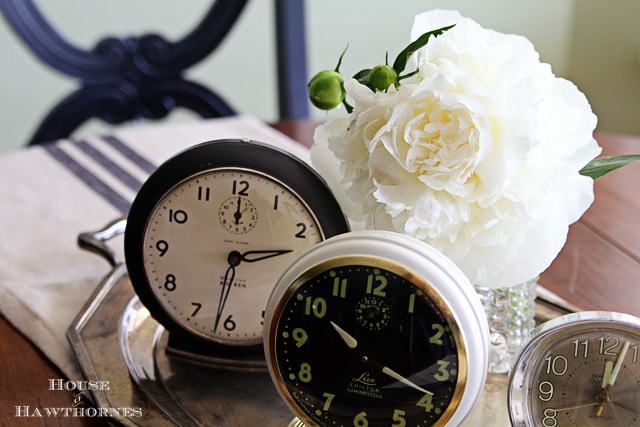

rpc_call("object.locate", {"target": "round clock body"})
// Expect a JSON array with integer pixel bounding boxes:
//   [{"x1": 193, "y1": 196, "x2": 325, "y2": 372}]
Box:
[
  {"x1": 509, "y1": 311, "x2": 640, "y2": 427},
  {"x1": 264, "y1": 230, "x2": 489, "y2": 426},
  {"x1": 124, "y1": 139, "x2": 349, "y2": 362}
]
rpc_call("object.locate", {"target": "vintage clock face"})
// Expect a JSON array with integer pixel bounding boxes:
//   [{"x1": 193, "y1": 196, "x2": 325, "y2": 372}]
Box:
[
  {"x1": 124, "y1": 139, "x2": 349, "y2": 354},
  {"x1": 509, "y1": 311, "x2": 640, "y2": 427},
  {"x1": 265, "y1": 230, "x2": 489, "y2": 426}
]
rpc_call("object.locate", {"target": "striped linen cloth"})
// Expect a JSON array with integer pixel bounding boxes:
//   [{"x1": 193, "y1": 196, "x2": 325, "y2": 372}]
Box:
[{"x1": 0, "y1": 116, "x2": 311, "y2": 379}]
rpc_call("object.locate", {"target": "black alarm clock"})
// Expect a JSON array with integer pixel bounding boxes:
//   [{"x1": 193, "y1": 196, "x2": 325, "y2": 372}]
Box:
[{"x1": 124, "y1": 138, "x2": 350, "y2": 368}]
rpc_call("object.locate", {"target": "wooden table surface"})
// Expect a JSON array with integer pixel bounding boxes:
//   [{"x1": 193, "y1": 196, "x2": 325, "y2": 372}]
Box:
[{"x1": 1, "y1": 120, "x2": 639, "y2": 426}]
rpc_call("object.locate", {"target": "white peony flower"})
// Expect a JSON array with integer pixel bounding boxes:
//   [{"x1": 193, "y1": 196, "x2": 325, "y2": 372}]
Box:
[{"x1": 311, "y1": 9, "x2": 601, "y2": 288}]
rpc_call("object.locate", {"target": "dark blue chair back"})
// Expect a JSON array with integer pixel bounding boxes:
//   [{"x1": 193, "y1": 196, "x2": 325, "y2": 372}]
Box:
[{"x1": 0, "y1": 0, "x2": 309, "y2": 145}]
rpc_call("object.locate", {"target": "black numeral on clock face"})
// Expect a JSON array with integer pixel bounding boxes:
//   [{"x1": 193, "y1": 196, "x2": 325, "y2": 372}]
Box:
[
  {"x1": 232, "y1": 180, "x2": 249, "y2": 196},
  {"x1": 168, "y1": 209, "x2": 188, "y2": 224},
  {"x1": 197, "y1": 186, "x2": 211, "y2": 201}
]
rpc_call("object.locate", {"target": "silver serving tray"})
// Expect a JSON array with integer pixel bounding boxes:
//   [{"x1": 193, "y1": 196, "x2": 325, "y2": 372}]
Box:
[
  {"x1": 66, "y1": 219, "x2": 572, "y2": 426},
  {"x1": 66, "y1": 219, "x2": 294, "y2": 426}
]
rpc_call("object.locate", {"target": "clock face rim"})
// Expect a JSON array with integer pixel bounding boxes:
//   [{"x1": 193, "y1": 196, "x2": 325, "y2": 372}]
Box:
[
  {"x1": 124, "y1": 139, "x2": 350, "y2": 348},
  {"x1": 508, "y1": 311, "x2": 640, "y2": 427},
  {"x1": 266, "y1": 253, "x2": 472, "y2": 427}
]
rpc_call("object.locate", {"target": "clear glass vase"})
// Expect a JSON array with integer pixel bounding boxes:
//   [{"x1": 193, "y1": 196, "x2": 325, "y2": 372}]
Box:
[{"x1": 474, "y1": 278, "x2": 537, "y2": 374}]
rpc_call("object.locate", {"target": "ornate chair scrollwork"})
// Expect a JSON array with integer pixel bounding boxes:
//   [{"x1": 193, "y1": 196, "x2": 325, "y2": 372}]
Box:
[{"x1": 0, "y1": 0, "x2": 309, "y2": 145}]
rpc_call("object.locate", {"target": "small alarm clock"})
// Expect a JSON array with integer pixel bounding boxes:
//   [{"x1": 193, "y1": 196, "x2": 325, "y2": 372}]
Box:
[
  {"x1": 509, "y1": 311, "x2": 640, "y2": 426},
  {"x1": 124, "y1": 138, "x2": 350, "y2": 367},
  {"x1": 264, "y1": 230, "x2": 489, "y2": 426}
]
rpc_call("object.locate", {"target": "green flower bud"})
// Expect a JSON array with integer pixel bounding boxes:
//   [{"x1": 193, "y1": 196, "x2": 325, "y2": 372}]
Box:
[
  {"x1": 308, "y1": 69, "x2": 345, "y2": 110},
  {"x1": 368, "y1": 64, "x2": 397, "y2": 91}
]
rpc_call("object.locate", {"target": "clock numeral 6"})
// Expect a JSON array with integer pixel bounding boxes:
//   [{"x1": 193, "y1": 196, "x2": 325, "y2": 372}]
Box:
[
  {"x1": 223, "y1": 315, "x2": 237, "y2": 331},
  {"x1": 353, "y1": 411, "x2": 368, "y2": 427}
]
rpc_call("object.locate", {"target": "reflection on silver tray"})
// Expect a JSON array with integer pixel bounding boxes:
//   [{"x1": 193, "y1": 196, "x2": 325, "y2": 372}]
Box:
[{"x1": 67, "y1": 263, "x2": 293, "y2": 426}]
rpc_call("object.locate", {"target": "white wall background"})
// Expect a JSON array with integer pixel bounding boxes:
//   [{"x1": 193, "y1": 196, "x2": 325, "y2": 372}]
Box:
[{"x1": 0, "y1": 1, "x2": 637, "y2": 153}]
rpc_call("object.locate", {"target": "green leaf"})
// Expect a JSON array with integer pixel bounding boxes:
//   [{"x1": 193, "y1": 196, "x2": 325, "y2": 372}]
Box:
[
  {"x1": 353, "y1": 68, "x2": 372, "y2": 89},
  {"x1": 392, "y1": 24, "x2": 455, "y2": 75},
  {"x1": 579, "y1": 155, "x2": 640, "y2": 179}
]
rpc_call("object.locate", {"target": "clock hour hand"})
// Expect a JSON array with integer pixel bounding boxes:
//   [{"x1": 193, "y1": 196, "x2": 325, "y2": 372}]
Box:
[
  {"x1": 236, "y1": 249, "x2": 293, "y2": 263},
  {"x1": 330, "y1": 321, "x2": 358, "y2": 349}
]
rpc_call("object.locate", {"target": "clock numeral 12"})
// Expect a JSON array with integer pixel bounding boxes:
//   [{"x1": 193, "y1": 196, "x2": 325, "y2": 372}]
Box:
[
  {"x1": 366, "y1": 271, "x2": 387, "y2": 297},
  {"x1": 232, "y1": 180, "x2": 249, "y2": 196}
]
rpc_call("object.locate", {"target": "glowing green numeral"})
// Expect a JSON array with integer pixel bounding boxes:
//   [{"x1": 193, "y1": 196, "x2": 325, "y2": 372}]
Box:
[
  {"x1": 321, "y1": 392, "x2": 334, "y2": 411},
  {"x1": 353, "y1": 411, "x2": 368, "y2": 427},
  {"x1": 332, "y1": 273, "x2": 347, "y2": 298},
  {"x1": 365, "y1": 271, "x2": 387, "y2": 297},
  {"x1": 304, "y1": 297, "x2": 327, "y2": 318},
  {"x1": 391, "y1": 409, "x2": 406, "y2": 427},
  {"x1": 298, "y1": 363, "x2": 312, "y2": 383},
  {"x1": 429, "y1": 324, "x2": 445, "y2": 345},
  {"x1": 416, "y1": 393, "x2": 434, "y2": 413},
  {"x1": 434, "y1": 360, "x2": 450, "y2": 381},
  {"x1": 292, "y1": 328, "x2": 307, "y2": 347}
]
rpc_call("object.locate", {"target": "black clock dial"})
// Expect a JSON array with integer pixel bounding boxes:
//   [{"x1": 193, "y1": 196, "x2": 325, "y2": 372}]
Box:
[{"x1": 271, "y1": 259, "x2": 466, "y2": 426}]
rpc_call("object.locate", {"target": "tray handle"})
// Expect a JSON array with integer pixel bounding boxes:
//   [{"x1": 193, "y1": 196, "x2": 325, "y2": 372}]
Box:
[{"x1": 77, "y1": 217, "x2": 127, "y2": 267}]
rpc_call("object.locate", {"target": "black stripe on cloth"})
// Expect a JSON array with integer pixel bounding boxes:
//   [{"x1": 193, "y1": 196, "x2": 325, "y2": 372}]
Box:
[
  {"x1": 43, "y1": 144, "x2": 130, "y2": 214},
  {"x1": 101, "y1": 135, "x2": 157, "y2": 174},
  {"x1": 75, "y1": 140, "x2": 144, "y2": 193}
]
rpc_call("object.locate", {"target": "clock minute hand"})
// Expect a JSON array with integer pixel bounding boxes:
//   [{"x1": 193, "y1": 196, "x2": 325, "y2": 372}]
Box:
[
  {"x1": 214, "y1": 263, "x2": 236, "y2": 333},
  {"x1": 607, "y1": 341, "x2": 630, "y2": 388},
  {"x1": 596, "y1": 341, "x2": 630, "y2": 417},
  {"x1": 381, "y1": 366, "x2": 432, "y2": 395}
]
